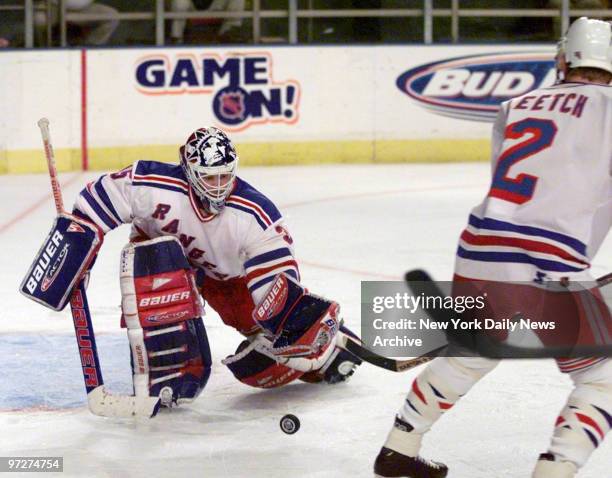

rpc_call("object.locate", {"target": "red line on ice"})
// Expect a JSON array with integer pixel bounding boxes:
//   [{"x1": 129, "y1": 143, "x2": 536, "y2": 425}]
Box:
[
  {"x1": 0, "y1": 173, "x2": 84, "y2": 235},
  {"x1": 280, "y1": 183, "x2": 479, "y2": 209},
  {"x1": 280, "y1": 183, "x2": 478, "y2": 280}
]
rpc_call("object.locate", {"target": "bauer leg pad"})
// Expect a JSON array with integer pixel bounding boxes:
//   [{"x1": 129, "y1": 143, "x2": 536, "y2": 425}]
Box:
[{"x1": 121, "y1": 236, "x2": 211, "y2": 406}]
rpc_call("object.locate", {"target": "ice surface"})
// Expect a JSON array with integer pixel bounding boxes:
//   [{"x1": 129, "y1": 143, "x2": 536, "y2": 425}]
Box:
[{"x1": 1, "y1": 164, "x2": 610, "y2": 477}]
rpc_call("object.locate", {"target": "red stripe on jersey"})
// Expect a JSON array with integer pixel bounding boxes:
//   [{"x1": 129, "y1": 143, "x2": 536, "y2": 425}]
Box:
[
  {"x1": 556, "y1": 416, "x2": 566, "y2": 426},
  {"x1": 227, "y1": 197, "x2": 272, "y2": 226},
  {"x1": 461, "y1": 230, "x2": 589, "y2": 266},
  {"x1": 133, "y1": 174, "x2": 188, "y2": 190},
  {"x1": 438, "y1": 402, "x2": 453, "y2": 410},
  {"x1": 246, "y1": 260, "x2": 299, "y2": 283},
  {"x1": 576, "y1": 413, "x2": 604, "y2": 440},
  {"x1": 188, "y1": 187, "x2": 217, "y2": 223},
  {"x1": 411, "y1": 380, "x2": 427, "y2": 405}
]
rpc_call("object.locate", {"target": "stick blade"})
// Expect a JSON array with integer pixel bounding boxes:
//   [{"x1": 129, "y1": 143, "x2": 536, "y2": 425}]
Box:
[
  {"x1": 87, "y1": 386, "x2": 161, "y2": 418},
  {"x1": 404, "y1": 269, "x2": 432, "y2": 283}
]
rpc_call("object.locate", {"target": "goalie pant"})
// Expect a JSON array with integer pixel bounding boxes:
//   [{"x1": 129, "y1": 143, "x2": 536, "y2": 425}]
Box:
[{"x1": 120, "y1": 236, "x2": 212, "y2": 405}]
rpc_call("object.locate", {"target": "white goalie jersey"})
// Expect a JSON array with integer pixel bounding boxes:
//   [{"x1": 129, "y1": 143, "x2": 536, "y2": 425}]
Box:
[
  {"x1": 73, "y1": 160, "x2": 299, "y2": 308},
  {"x1": 456, "y1": 82, "x2": 612, "y2": 283}
]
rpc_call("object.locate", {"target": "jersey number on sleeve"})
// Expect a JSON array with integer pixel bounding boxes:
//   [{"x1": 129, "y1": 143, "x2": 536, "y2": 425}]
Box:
[{"x1": 488, "y1": 117, "x2": 557, "y2": 205}]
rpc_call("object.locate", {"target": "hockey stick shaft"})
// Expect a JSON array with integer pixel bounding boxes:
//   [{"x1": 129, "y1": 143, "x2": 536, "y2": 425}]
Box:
[
  {"x1": 37, "y1": 118, "x2": 64, "y2": 214},
  {"x1": 36, "y1": 118, "x2": 159, "y2": 418},
  {"x1": 338, "y1": 332, "x2": 441, "y2": 373}
]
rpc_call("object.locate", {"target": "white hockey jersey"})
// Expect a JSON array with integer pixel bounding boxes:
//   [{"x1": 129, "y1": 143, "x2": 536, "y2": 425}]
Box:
[
  {"x1": 455, "y1": 82, "x2": 612, "y2": 282},
  {"x1": 73, "y1": 160, "x2": 299, "y2": 317}
]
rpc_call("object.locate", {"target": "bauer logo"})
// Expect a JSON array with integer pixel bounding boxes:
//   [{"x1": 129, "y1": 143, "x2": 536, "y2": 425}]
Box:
[
  {"x1": 254, "y1": 274, "x2": 289, "y2": 322},
  {"x1": 396, "y1": 52, "x2": 555, "y2": 122},
  {"x1": 135, "y1": 52, "x2": 300, "y2": 132},
  {"x1": 41, "y1": 243, "x2": 70, "y2": 292},
  {"x1": 25, "y1": 230, "x2": 64, "y2": 294}
]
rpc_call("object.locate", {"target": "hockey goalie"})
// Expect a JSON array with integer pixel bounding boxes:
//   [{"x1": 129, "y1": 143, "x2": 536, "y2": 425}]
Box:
[{"x1": 21, "y1": 126, "x2": 362, "y2": 412}]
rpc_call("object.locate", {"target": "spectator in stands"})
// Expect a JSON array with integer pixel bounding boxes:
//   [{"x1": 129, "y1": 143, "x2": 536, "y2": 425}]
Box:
[
  {"x1": 0, "y1": 38, "x2": 9, "y2": 48},
  {"x1": 34, "y1": 0, "x2": 119, "y2": 46},
  {"x1": 168, "y1": 0, "x2": 246, "y2": 44},
  {"x1": 547, "y1": 0, "x2": 608, "y2": 36}
]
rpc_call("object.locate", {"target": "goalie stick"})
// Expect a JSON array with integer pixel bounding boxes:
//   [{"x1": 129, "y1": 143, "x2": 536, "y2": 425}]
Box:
[
  {"x1": 37, "y1": 118, "x2": 160, "y2": 418},
  {"x1": 337, "y1": 332, "x2": 443, "y2": 372}
]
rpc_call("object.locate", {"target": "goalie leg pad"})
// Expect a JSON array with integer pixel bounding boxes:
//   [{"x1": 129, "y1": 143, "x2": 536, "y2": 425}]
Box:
[
  {"x1": 121, "y1": 236, "x2": 210, "y2": 405},
  {"x1": 20, "y1": 213, "x2": 103, "y2": 311},
  {"x1": 144, "y1": 318, "x2": 212, "y2": 405},
  {"x1": 223, "y1": 339, "x2": 303, "y2": 388}
]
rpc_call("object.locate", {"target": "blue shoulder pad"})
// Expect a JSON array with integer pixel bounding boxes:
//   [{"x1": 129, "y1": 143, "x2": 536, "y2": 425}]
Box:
[{"x1": 20, "y1": 214, "x2": 103, "y2": 311}]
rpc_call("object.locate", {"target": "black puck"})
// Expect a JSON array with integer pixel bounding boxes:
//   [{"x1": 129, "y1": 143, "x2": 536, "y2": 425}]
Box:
[{"x1": 280, "y1": 414, "x2": 300, "y2": 434}]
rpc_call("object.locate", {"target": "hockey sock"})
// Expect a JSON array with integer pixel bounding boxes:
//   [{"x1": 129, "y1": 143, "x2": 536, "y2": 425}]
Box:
[{"x1": 397, "y1": 356, "x2": 499, "y2": 434}]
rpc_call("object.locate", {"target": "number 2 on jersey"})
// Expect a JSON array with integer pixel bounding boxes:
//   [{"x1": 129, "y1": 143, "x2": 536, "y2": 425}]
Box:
[{"x1": 488, "y1": 118, "x2": 557, "y2": 205}]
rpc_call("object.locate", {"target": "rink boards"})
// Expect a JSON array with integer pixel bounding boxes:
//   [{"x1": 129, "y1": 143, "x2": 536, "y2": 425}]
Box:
[{"x1": 0, "y1": 44, "x2": 555, "y2": 173}]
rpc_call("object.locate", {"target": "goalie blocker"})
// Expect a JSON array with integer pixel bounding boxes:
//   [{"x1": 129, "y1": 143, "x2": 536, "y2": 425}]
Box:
[
  {"x1": 20, "y1": 213, "x2": 103, "y2": 311},
  {"x1": 120, "y1": 237, "x2": 212, "y2": 407}
]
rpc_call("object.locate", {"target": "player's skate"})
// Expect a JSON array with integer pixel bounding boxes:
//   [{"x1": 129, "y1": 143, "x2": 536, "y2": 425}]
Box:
[
  {"x1": 374, "y1": 448, "x2": 448, "y2": 478},
  {"x1": 531, "y1": 453, "x2": 577, "y2": 478},
  {"x1": 374, "y1": 416, "x2": 448, "y2": 478}
]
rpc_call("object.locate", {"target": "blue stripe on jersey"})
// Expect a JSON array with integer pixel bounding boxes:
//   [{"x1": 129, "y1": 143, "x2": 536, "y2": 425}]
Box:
[
  {"x1": 94, "y1": 178, "x2": 122, "y2": 224},
  {"x1": 231, "y1": 178, "x2": 282, "y2": 223},
  {"x1": 72, "y1": 207, "x2": 93, "y2": 223},
  {"x1": 457, "y1": 246, "x2": 584, "y2": 272},
  {"x1": 135, "y1": 160, "x2": 186, "y2": 181},
  {"x1": 248, "y1": 275, "x2": 276, "y2": 293},
  {"x1": 468, "y1": 215, "x2": 586, "y2": 256},
  {"x1": 81, "y1": 188, "x2": 118, "y2": 230},
  {"x1": 226, "y1": 202, "x2": 268, "y2": 230},
  {"x1": 248, "y1": 269, "x2": 299, "y2": 293},
  {"x1": 244, "y1": 247, "x2": 293, "y2": 269},
  {"x1": 131, "y1": 180, "x2": 189, "y2": 196}
]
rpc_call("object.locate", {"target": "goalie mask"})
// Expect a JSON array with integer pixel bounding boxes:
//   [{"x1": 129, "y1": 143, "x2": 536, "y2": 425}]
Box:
[{"x1": 179, "y1": 127, "x2": 239, "y2": 214}]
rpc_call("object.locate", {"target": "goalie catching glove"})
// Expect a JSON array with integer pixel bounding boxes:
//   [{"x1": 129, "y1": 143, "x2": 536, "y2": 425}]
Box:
[
  {"x1": 120, "y1": 236, "x2": 212, "y2": 407},
  {"x1": 223, "y1": 273, "x2": 362, "y2": 387}
]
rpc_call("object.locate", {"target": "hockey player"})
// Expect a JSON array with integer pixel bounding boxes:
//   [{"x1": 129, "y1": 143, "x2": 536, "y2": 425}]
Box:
[
  {"x1": 374, "y1": 17, "x2": 612, "y2": 478},
  {"x1": 70, "y1": 126, "x2": 361, "y2": 406}
]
